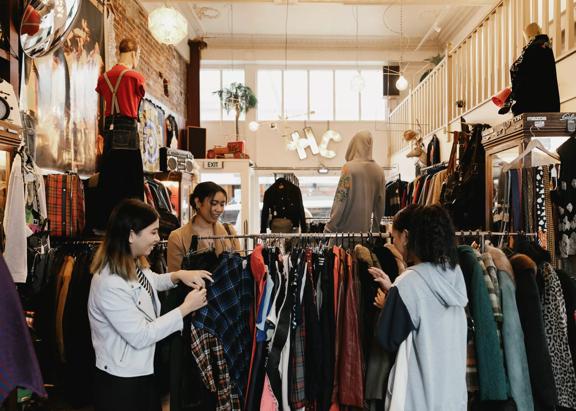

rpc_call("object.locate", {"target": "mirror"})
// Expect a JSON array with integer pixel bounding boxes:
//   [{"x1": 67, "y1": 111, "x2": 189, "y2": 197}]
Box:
[{"x1": 20, "y1": 0, "x2": 82, "y2": 58}]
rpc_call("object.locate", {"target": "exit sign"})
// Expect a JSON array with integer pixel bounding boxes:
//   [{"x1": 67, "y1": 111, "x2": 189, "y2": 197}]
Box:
[{"x1": 204, "y1": 160, "x2": 224, "y2": 169}]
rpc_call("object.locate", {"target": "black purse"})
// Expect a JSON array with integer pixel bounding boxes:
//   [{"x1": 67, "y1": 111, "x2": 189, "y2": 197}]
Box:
[{"x1": 443, "y1": 124, "x2": 489, "y2": 230}]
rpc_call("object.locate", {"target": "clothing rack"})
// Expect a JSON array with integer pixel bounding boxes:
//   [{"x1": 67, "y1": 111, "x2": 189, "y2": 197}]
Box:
[{"x1": 420, "y1": 161, "x2": 448, "y2": 174}]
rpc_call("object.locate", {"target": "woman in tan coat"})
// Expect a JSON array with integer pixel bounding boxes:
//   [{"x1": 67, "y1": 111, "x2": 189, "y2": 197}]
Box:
[{"x1": 167, "y1": 182, "x2": 242, "y2": 272}]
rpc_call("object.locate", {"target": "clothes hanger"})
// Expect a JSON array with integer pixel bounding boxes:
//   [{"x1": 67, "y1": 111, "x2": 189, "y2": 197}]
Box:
[{"x1": 502, "y1": 129, "x2": 560, "y2": 172}]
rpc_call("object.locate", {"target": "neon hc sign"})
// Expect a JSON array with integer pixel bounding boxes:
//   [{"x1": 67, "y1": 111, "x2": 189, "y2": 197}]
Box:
[{"x1": 288, "y1": 127, "x2": 343, "y2": 160}]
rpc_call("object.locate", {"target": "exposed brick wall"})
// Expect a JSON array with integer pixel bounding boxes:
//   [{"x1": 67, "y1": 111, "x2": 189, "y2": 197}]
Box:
[{"x1": 110, "y1": 0, "x2": 187, "y2": 120}]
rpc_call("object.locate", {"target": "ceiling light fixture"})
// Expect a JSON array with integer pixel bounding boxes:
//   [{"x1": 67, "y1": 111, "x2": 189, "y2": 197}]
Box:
[
  {"x1": 395, "y1": 75, "x2": 409, "y2": 91},
  {"x1": 148, "y1": 6, "x2": 188, "y2": 45},
  {"x1": 395, "y1": 0, "x2": 410, "y2": 92}
]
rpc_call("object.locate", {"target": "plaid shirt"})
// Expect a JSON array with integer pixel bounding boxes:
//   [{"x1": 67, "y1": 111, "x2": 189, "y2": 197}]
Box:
[
  {"x1": 190, "y1": 325, "x2": 241, "y2": 411},
  {"x1": 192, "y1": 253, "x2": 253, "y2": 398},
  {"x1": 45, "y1": 174, "x2": 85, "y2": 237}
]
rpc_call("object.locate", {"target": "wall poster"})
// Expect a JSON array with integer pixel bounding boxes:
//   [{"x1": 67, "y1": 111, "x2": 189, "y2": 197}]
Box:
[
  {"x1": 139, "y1": 98, "x2": 165, "y2": 172},
  {"x1": 20, "y1": 0, "x2": 104, "y2": 175}
]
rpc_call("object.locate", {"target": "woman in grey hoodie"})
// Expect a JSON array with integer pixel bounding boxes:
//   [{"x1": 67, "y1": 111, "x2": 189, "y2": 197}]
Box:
[{"x1": 370, "y1": 205, "x2": 468, "y2": 411}]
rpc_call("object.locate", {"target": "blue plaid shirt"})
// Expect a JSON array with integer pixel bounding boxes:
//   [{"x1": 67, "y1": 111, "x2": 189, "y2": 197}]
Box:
[{"x1": 192, "y1": 252, "x2": 254, "y2": 398}]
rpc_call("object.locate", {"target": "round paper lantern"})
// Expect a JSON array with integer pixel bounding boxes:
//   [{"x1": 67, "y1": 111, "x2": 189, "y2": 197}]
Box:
[{"x1": 148, "y1": 6, "x2": 188, "y2": 45}]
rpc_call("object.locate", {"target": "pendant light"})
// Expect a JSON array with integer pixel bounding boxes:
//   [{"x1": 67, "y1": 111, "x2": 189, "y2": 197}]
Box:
[
  {"x1": 148, "y1": 5, "x2": 188, "y2": 45},
  {"x1": 395, "y1": 0, "x2": 409, "y2": 92}
]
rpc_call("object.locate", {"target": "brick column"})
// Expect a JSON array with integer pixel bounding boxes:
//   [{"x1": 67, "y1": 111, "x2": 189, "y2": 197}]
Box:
[{"x1": 186, "y1": 39, "x2": 207, "y2": 127}]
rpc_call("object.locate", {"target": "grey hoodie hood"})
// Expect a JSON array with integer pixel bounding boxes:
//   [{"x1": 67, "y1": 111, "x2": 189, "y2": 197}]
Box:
[
  {"x1": 345, "y1": 130, "x2": 373, "y2": 161},
  {"x1": 410, "y1": 262, "x2": 468, "y2": 308}
]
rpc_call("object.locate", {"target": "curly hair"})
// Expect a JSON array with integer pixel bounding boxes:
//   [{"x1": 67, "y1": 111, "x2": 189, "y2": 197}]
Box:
[
  {"x1": 406, "y1": 205, "x2": 458, "y2": 270},
  {"x1": 392, "y1": 204, "x2": 421, "y2": 232}
]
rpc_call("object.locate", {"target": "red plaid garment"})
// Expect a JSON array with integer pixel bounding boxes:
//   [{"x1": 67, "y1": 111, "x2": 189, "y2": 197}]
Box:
[
  {"x1": 290, "y1": 309, "x2": 306, "y2": 409},
  {"x1": 45, "y1": 174, "x2": 85, "y2": 237},
  {"x1": 190, "y1": 325, "x2": 241, "y2": 411}
]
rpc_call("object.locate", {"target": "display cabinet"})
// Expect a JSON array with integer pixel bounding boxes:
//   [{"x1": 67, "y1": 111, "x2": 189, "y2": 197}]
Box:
[{"x1": 482, "y1": 112, "x2": 573, "y2": 229}]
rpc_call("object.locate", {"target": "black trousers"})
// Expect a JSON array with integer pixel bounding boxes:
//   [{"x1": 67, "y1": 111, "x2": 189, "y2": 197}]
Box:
[
  {"x1": 95, "y1": 115, "x2": 144, "y2": 229},
  {"x1": 93, "y1": 368, "x2": 160, "y2": 411}
]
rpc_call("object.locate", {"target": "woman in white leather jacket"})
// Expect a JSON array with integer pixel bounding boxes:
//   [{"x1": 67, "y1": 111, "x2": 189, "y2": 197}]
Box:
[{"x1": 88, "y1": 199, "x2": 212, "y2": 411}]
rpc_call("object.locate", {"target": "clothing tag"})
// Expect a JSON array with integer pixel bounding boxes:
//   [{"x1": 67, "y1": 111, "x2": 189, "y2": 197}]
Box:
[
  {"x1": 109, "y1": 123, "x2": 114, "y2": 130},
  {"x1": 534, "y1": 120, "x2": 545, "y2": 128}
]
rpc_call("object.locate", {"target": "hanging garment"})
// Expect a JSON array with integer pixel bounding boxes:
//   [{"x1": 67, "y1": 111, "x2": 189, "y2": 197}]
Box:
[
  {"x1": 45, "y1": 174, "x2": 86, "y2": 238},
  {"x1": 192, "y1": 253, "x2": 253, "y2": 399},
  {"x1": 556, "y1": 269, "x2": 576, "y2": 372},
  {"x1": 540, "y1": 263, "x2": 576, "y2": 409},
  {"x1": 555, "y1": 137, "x2": 576, "y2": 258},
  {"x1": 0, "y1": 255, "x2": 46, "y2": 403},
  {"x1": 458, "y1": 246, "x2": 508, "y2": 401},
  {"x1": 261, "y1": 178, "x2": 307, "y2": 233},
  {"x1": 426, "y1": 134, "x2": 440, "y2": 166},
  {"x1": 4, "y1": 151, "x2": 48, "y2": 282},
  {"x1": 190, "y1": 325, "x2": 241, "y2": 411},
  {"x1": 338, "y1": 251, "x2": 364, "y2": 407},
  {"x1": 510, "y1": 254, "x2": 557, "y2": 410},
  {"x1": 497, "y1": 269, "x2": 534, "y2": 411}
]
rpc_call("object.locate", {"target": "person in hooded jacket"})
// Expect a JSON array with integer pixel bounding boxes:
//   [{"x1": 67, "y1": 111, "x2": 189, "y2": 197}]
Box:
[
  {"x1": 369, "y1": 204, "x2": 468, "y2": 411},
  {"x1": 325, "y1": 130, "x2": 386, "y2": 233}
]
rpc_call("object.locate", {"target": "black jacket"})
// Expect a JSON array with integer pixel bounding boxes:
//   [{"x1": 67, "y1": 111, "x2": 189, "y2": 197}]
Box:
[
  {"x1": 426, "y1": 134, "x2": 440, "y2": 166},
  {"x1": 260, "y1": 178, "x2": 307, "y2": 233},
  {"x1": 510, "y1": 34, "x2": 560, "y2": 116}
]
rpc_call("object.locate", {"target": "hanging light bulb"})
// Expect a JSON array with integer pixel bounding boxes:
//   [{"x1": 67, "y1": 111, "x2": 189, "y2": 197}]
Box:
[
  {"x1": 148, "y1": 6, "x2": 188, "y2": 45},
  {"x1": 248, "y1": 121, "x2": 260, "y2": 132},
  {"x1": 396, "y1": 74, "x2": 409, "y2": 91}
]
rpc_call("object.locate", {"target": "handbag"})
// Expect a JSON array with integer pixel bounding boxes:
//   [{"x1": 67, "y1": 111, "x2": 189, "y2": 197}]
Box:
[{"x1": 443, "y1": 124, "x2": 489, "y2": 230}]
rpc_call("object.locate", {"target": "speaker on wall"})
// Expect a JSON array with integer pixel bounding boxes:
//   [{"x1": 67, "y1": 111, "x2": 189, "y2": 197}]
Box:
[
  {"x1": 180, "y1": 126, "x2": 206, "y2": 159},
  {"x1": 383, "y1": 65, "x2": 400, "y2": 97}
]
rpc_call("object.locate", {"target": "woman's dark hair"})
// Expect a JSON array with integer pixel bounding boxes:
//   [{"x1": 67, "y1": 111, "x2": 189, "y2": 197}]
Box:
[
  {"x1": 406, "y1": 205, "x2": 458, "y2": 270},
  {"x1": 392, "y1": 204, "x2": 422, "y2": 232},
  {"x1": 190, "y1": 182, "x2": 227, "y2": 212},
  {"x1": 91, "y1": 199, "x2": 159, "y2": 280}
]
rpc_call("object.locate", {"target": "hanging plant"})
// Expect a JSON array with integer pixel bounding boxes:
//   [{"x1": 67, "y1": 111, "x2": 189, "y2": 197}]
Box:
[{"x1": 214, "y1": 82, "x2": 258, "y2": 141}]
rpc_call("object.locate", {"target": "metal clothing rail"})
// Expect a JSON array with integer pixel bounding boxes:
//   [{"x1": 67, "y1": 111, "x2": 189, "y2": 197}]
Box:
[
  {"x1": 190, "y1": 232, "x2": 391, "y2": 240},
  {"x1": 49, "y1": 231, "x2": 537, "y2": 245}
]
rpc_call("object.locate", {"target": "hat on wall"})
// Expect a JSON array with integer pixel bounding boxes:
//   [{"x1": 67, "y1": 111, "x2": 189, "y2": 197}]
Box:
[{"x1": 403, "y1": 129, "x2": 419, "y2": 141}]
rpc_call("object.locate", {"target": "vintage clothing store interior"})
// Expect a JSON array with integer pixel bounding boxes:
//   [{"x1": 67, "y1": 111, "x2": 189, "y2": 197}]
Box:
[{"x1": 2, "y1": 0, "x2": 576, "y2": 410}]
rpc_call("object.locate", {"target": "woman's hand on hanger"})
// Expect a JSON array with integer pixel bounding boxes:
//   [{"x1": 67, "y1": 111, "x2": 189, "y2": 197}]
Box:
[
  {"x1": 179, "y1": 288, "x2": 208, "y2": 316},
  {"x1": 172, "y1": 270, "x2": 213, "y2": 289},
  {"x1": 368, "y1": 267, "x2": 392, "y2": 291}
]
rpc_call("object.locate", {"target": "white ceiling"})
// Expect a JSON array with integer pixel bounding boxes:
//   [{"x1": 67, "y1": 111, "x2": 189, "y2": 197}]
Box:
[{"x1": 139, "y1": 1, "x2": 495, "y2": 61}]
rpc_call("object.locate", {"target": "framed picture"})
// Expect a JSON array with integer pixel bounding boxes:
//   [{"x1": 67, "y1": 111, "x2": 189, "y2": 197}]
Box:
[{"x1": 139, "y1": 98, "x2": 165, "y2": 172}]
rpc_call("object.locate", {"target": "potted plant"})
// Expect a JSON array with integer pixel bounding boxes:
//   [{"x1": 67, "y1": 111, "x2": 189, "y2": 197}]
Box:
[{"x1": 214, "y1": 82, "x2": 257, "y2": 141}]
